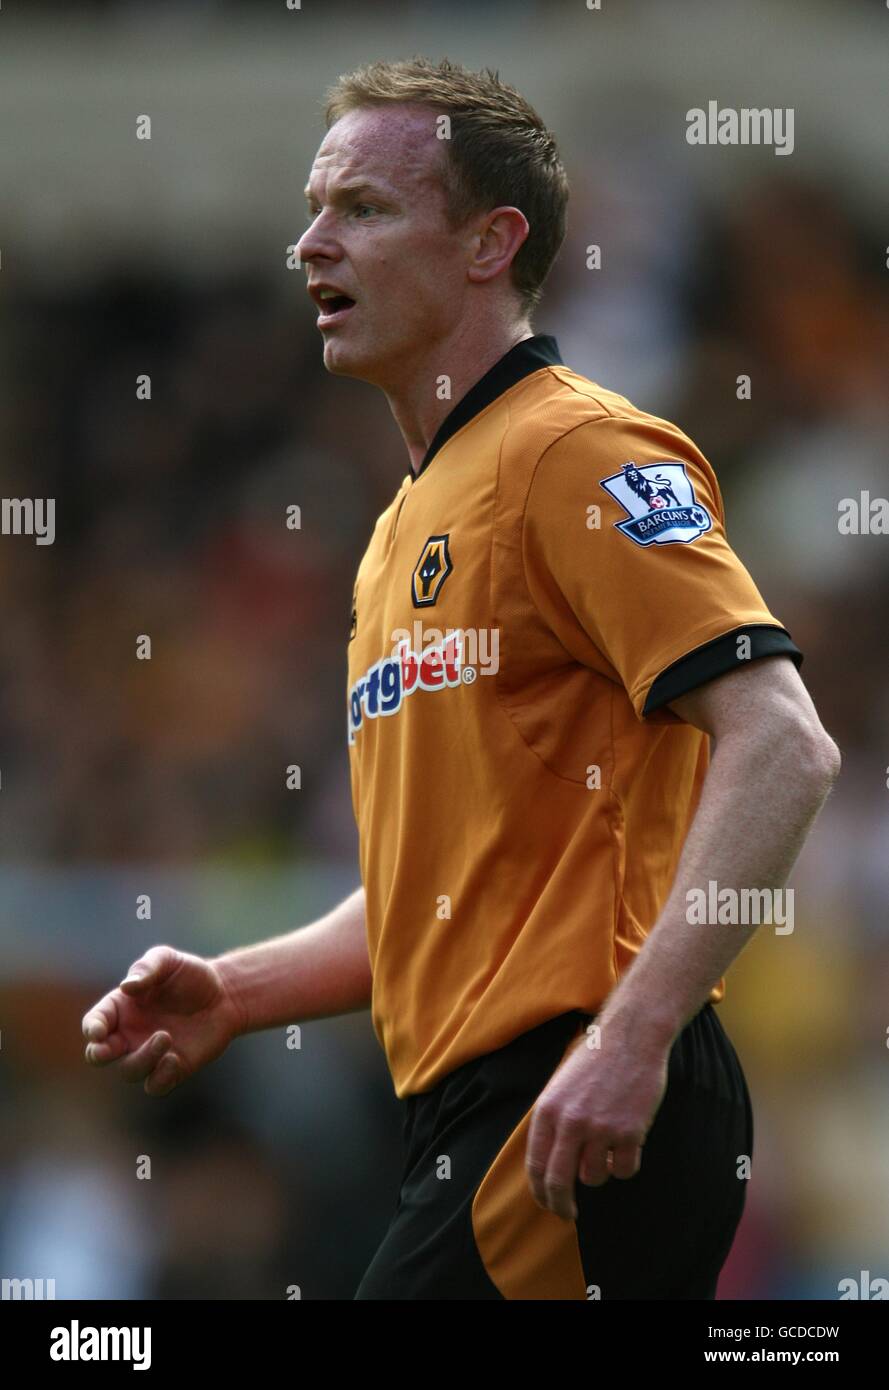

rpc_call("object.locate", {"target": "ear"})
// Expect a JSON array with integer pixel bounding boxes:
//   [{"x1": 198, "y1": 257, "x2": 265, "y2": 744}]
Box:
[{"x1": 467, "y1": 206, "x2": 529, "y2": 286}]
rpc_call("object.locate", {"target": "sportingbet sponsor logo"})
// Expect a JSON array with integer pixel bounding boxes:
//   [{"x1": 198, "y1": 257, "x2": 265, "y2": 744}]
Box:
[
  {"x1": 347, "y1": 625, "x2": 498, "y2": 745},
  {"x1": 348, "y1": 630, "x2": 463, "y2": 746}
]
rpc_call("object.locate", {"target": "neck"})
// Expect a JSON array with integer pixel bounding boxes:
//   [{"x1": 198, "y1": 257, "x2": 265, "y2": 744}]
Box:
[{"x1": 382, "y1": 319, "x2": 533, "y2": 476}]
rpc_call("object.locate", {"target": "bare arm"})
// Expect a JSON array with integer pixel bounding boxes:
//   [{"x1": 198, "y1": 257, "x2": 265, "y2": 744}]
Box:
[
  {"x1": 597, "y1": 655, "x2": 841, "y2": 1049},
  {"x1": 527, "y1": 655, "x2": 841, "y2": 1217},
  {"x1": 82, "y1": 885, "x2": 371, "y2": 1096},
  {"x1": 214, "y1": 885, "x2": 372, "y2": 1036}
]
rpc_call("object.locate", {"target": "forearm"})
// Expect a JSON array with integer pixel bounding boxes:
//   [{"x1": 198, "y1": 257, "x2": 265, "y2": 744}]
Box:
[
  {"x1": 599, "y1": 722, "x2": 840, "y2": 1052},
  {"x1": 213, "y1": 885, "x2": 372, "y2": 1036}
]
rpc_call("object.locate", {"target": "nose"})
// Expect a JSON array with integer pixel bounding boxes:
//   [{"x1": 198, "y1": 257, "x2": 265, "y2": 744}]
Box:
[{"x1": 296, "y1": 210, "x2": 342, "y2": 269}]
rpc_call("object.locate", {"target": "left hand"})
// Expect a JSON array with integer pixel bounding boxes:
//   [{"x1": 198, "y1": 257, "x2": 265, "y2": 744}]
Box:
[{"x1": 525, "y1": 1023, "x2": 671, "y2": 1220}]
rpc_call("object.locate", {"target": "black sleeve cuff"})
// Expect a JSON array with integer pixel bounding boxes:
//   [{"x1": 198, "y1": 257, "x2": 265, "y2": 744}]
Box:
[{"x1": 643, "y1": 624, "x2": 804, "y2": 718}]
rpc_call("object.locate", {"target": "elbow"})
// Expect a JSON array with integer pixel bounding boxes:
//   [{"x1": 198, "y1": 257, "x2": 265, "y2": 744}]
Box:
[
  {"x1": 820, "y1": 733, "x2": 843, "y2": 787},
  {"x1": 799, "y1": 723, "x2": 842, "y2": 793},
  {"x1": 824, "y1": 733, "x2": 842, "y2": 783}
]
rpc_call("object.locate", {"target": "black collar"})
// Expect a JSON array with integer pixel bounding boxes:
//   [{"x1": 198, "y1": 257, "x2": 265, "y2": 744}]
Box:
[{"x1": 413, "y1": 333, "x2": 563, "y2": 480}]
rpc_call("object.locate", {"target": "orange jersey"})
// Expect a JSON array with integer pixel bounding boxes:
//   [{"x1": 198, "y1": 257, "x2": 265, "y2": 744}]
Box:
[{"x1": 347, "y1": 336, "x2": 802, "y2": 1098}]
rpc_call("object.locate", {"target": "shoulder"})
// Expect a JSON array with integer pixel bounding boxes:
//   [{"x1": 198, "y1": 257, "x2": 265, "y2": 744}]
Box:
[
  {"x1": 508, "y1": 364, "x2": 707, "y2": 466},
  {"x1": 508, "y1": 366, "x2": 720, "y2": 514}
]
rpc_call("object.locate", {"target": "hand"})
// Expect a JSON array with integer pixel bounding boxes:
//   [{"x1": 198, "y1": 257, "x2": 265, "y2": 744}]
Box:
[
  {"x1": 525, "y1": 1021, "x2": 671, "y2": 1220},
  {"x1": 81, "y1": 945, "x2": 246, "y2": 1097}
]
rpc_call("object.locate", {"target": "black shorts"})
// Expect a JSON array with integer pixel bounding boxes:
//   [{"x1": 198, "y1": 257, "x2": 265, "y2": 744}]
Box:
[{"x1": 355, "y1": 1002, "x2": 753, "y2": 1300}]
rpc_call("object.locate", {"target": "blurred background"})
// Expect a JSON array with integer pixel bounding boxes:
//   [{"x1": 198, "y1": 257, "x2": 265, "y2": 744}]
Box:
[{"x1": 1, "y1": 0, "x2": 887, "y2": 1300}]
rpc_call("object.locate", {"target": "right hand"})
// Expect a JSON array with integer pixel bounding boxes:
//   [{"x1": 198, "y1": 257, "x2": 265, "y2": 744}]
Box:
[{"x1": 81, "y1": 946, "x2": 245, "y2": 1097}]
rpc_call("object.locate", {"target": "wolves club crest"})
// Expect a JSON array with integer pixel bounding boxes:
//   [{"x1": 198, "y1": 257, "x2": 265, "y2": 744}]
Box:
[
  {"x1": 411, "y1": 534, "x2": 453, "y2": 607},
  {"x1": 600, "y1": 461, "x2": 712, "y2": 547}
]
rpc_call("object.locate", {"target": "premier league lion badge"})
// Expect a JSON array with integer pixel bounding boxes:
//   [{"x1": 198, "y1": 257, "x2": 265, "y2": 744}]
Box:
[{"x1": 600, "y1": 461, "x2": 712, "y2": 547}]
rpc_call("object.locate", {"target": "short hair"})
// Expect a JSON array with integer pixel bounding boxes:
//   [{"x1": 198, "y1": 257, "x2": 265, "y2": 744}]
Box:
[{"x1": 324, "y1": 56, "x2": 570, "y2": 319}]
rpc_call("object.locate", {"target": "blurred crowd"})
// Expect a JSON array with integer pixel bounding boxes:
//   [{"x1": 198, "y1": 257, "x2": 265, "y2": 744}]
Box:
[
  {"x1": 3, "y1": 169, "x2": 886, "y2": 865},
  {"x1": 1, "y1": 97, "x2": 888, "y2": 1297}
]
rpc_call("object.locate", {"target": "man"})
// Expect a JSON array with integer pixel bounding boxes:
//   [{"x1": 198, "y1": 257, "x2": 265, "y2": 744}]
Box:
[{"x1": 83, "y1": 58, "x2": 841, "y2": 1299}]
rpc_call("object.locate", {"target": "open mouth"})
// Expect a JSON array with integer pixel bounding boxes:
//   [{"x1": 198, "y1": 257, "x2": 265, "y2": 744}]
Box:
[{"x1": 316, "y1": 293, "x2": 356, "y2": 325}]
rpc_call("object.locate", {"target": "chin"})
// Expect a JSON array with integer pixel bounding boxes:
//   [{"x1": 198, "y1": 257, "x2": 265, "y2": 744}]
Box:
[{"x1": 322, "y1": 337, "x2": 382, "y2": 384}]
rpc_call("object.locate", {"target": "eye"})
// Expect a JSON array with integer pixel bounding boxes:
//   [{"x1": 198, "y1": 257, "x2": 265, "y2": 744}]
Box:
[{"x1": 353, "y1": 204, "x2": 377, "y2": 219}]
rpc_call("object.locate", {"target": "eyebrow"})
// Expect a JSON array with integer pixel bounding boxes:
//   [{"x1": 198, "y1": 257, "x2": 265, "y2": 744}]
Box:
[{"x1": 303, "y1": 180, "x2": 387, "y2": 206}]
